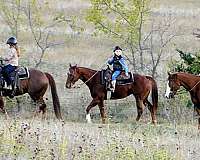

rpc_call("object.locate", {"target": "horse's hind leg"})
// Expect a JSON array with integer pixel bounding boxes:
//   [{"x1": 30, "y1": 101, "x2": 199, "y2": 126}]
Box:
[
  {"x1": 32, "y1": 97, "x2": 47, "y2": 120},
  {"x1": 135, "y1": 98, "x2": 145, "y2": 122},
  {"x1": 86, "y1": 98, "x2": 100, "y2": 123},
  {"x1": 145, "y1": 99, "x2": 157, "y2": 125},
  {"x1": 38, "y1": 98, "x2": 47, "y2": 119}
]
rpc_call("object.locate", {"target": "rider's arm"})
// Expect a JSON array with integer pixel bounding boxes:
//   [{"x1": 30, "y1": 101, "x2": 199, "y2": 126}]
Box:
[
  {"x1": 119, "y1": 57, "x2": 128, "y2": 75},
  {"x1": 107, "y1": 57, "x2": 114, "y2": 65}
]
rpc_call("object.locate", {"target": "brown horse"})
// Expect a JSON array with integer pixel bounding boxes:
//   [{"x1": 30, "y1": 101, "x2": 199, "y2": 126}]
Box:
[
  {"x1": 65, "y1": 64, "x2": 158, "y2": 124},
  {"x1": 165, "y1": 72, "x2": 200, "y2": 129},
  {"x1": 0, "y1": 68, "x2": 62, "y2": 120}
]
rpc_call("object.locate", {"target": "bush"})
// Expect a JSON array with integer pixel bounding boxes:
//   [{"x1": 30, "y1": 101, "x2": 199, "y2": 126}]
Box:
[{"x1": 171, "y1": 49, "x2": 200, "y2": 75}]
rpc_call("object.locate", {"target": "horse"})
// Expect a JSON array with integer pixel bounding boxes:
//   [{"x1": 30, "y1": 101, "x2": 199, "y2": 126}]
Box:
[
  {"x1": 0, "y1": 68, "x2": 62, "y2": 120},
  {"x1": 165, "y1": 72, "x2": 200, "y2": 129},
  {"x1": 65, "y1": 64, "x2": 158, "y2": 124}
]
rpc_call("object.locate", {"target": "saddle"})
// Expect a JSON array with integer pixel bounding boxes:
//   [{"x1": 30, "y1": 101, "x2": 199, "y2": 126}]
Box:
[
  {"x1": 101, "y1": 68, "x2": 134, "y2": 86},
  {"x1": 1, "y1": 67, "x2": 30, "y2": 97}
]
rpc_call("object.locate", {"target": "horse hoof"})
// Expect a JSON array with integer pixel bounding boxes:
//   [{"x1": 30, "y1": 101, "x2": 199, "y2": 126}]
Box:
[{"x1": 86, "y1": 114, "x2": 92, "y2": 123}]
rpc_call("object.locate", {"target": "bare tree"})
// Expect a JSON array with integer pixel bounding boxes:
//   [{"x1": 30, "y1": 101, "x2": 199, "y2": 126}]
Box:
[
  {"x1": 0, "y1": 0, "x2": 23, "y2": 38},
  {"x1": 22, "y1": 1, "x2": 65, "y2": 68}
]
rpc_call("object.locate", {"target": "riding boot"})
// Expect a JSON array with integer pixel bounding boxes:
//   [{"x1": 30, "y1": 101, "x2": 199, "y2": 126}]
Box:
[{"x1": 111, "y1": 80, "x2": 116, "y2": 92}]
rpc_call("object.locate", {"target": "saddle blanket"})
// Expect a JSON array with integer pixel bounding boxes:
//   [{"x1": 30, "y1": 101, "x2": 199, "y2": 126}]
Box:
[{"x1": 17, "y1": 67, "x2": 30, "y2": 80}]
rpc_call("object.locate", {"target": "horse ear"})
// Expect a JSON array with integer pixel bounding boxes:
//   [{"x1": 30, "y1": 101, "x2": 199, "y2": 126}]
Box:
[
  {"x1": 167, "y1": 72, "x2": 171, "y2": 76},
  {"x1": 69, "y1": 63, "x2": 72, "y2": 67}
]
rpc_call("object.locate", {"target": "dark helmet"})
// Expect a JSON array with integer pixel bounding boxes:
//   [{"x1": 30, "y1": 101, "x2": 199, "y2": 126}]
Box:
[
  {"x1": 113, "y1": 46, "x2": 122, "y2": 52},
  {"x1": 6, "y1": 37, "x2": 17, "y2": 45}
]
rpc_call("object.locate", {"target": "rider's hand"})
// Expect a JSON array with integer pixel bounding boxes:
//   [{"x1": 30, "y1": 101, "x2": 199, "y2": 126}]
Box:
[{"x1": 125, "y1": 72, "x2": 128, "y2": 77}]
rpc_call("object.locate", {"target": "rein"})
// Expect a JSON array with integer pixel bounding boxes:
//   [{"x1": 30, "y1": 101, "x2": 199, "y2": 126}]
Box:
[
  {"x1": 188, "y1": 80, "x2": 200, "y2": 92},
  {"x1": 73, "y1": 64, "x2": 106, "y2": 88}
]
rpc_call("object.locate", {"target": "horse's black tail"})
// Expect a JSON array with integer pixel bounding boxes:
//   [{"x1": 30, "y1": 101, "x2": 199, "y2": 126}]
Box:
[
  {"x1": 45, "y1": 73, "x2": 62, "y2": 120},
  {"x1": 145, "y1": 76, "x2": 158, "y2": 113}
]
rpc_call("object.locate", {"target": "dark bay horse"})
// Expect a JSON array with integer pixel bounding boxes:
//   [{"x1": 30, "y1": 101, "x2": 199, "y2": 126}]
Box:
[
  {"x1": 165, "y1": 72, "x2": 200, "y2": 129},
  {"x1": 0, "y1": 68, "x2": 62, "y2": 120},
  {"x1": 65, "y1": 65, "x2": 158, "y2": 124}
]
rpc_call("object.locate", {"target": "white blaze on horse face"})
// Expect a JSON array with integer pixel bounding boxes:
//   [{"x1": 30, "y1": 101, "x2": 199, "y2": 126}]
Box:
[
  {"x1": 165, "y1": 80, "x2": 171, "y2": 98},
  {"x1": 86, "y1": 113, "x2": 92, "y2": 123}
]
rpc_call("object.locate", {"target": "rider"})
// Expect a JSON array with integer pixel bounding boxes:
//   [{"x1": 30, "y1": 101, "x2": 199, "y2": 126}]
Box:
[
  {"x1": 107, "y1": 46, "x2": 128, "y2": 92},
  {"x1": 2, "y1": 37, "x2": 20, "y2": 93}
]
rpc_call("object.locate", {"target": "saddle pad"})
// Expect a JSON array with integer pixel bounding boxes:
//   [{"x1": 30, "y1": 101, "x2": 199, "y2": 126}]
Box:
[
  {"x1": 17, "y1": 67, "x2": 30, "y2": 80},
  {"x1": 101, "y1": 70, "x2": 133, "y2": 85},
  {"x1": 116, "y1": 72, "x2": 133, "y2": 85}
]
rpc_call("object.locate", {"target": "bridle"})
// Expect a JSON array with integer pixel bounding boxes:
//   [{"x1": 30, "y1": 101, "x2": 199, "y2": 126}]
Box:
[{"x1": 188, "y1": 80, "x2": 200, "y2": 92}]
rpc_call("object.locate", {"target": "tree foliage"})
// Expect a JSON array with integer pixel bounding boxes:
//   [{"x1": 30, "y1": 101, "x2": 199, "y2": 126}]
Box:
[
  {"x1": 170, "y1": 49, "x2": 200, "y2": 75},
  {"x1": 86, "y1": 0, "x2": 150, "y2": 71},
  {"x1": 86, "y1": 0, "x2": 149, "y2": 40}
]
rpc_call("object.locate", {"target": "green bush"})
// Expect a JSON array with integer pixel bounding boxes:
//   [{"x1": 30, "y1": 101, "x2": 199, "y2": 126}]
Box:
[{"x1": 171, "y1": 49, "x2": 200, "y2": 75}]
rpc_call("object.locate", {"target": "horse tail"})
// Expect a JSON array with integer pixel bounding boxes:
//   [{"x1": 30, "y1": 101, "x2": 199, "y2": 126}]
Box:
[
  {"x1": 45, "y1": 72, "x2": 62, "y2": 120},
  {"x1": 145, "y1": 76, "x2": 158, "y2": 111}
]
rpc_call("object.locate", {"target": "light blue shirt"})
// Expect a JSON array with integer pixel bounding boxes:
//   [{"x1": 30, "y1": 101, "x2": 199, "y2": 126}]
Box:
[{"x1": 108, "y1": 56, "x2": 128, "y2": 74}]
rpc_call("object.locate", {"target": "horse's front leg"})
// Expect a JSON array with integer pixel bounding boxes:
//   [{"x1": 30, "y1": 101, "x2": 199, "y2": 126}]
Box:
[
  {"x1": 195, "y1": 107, "x2": 200, "y2": 130},
  {"x1": 86, "y1": 98, "x2": 100, "y2": 123},
  {"x1": 98, "y1": 100, "x2": 107, "y2": 124},
  {"x1": 0, "y1": 96, "x2": 5, "y2": 114},
  {"x1": 0, "y1": 96, "x2": 9, "y2": 120}
]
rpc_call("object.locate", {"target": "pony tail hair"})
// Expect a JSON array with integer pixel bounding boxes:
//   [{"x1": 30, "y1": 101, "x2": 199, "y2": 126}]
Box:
[{"x1": 14, "y1": 45, "x2": 20, "y2": 57}]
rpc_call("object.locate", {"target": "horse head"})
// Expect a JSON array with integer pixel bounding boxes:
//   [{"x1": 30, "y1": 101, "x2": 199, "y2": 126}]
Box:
[
  {"x1": 165, "y1": 72, "x2": 181, "y2": 98},
  {"x1": 65, "y1": 64, "x2": 80, "y2": 88}
]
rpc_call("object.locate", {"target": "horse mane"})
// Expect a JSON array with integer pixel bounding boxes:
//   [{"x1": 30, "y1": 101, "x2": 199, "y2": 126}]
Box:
[
  {"x1": 78, "y1": 67, "x2": 98, "y2": 73},
  {"x1": 176, "y1": 72, "x2": 200, "y2": 78}
]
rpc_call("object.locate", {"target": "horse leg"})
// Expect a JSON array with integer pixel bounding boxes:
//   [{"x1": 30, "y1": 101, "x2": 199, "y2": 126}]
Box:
[
  {"x1": 0, "y1": 96, "x2": 5, "y2": 114},
  {"x1": 86, "y1": 98, "x2": 100, "y2": 123},
  {"x1": 98, "y1": 100, "x2": 106, "y2": 124},
  {"x1": 195, "y1": 108, "x2": 200, "y2": 130},
  {"x1": 38, "y1": 98, "x2": 47, "y2": 120},
  {"x1": 145, "y1": 99, "x2": 157, "y2": 125},
  {"x1": 33, "y1": 97, "x2": 47, "y2": 120},
  {"x1": 135, "y1": 98, "x2": 145, "y2": 122},
  {"x1": 0, "y1": 96, "x2": 9, "y2": 120}
]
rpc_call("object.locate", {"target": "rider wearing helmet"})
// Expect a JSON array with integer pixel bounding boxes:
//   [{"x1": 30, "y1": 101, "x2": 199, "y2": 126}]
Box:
[
  {"x1": 2, "y1": 37, "x2": 20, "y2": 91},
  {"x1": 107, "y1": 46, "x2": 128, "y2": 92}
]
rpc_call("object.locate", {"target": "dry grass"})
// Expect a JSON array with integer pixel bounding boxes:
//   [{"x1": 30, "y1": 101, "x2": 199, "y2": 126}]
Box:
[{"x1": 0, "y1": 116, "x2": 199, "y2": 160}]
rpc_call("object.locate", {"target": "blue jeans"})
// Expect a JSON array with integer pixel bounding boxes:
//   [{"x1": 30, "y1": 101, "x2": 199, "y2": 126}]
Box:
[
  {"x1": 2, "y1": 64, "x2": 17, "y2": 85},
  {"x1": 112, "y1": 70, "x2": 121, "y2": 81}
]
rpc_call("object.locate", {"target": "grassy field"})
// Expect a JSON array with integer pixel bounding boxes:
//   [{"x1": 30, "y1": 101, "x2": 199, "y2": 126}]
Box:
[{"x1": 0, "y1": 117, "x2": 199, "y2": 160}]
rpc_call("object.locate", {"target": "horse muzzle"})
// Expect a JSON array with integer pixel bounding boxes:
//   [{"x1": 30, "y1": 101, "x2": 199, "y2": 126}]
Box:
[
  {"x1": 165, "y1": 92, "x2": 174, "y2": 99},
  {"x1": 65, "y1": 83, "x2": 71, "y2": 89}
]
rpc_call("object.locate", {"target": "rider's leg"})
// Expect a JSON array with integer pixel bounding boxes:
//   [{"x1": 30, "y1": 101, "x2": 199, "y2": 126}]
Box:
[
  {"x1": 111, "y1": 70, "x2": 120, "y2": 92},
  {"x1": 3, "y1": 64, "x2": 15, "y2": 86}
]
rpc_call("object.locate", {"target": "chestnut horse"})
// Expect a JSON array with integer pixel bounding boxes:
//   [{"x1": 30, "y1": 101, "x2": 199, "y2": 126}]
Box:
[
  {"x1": 0, "y1": 68, "x2": 62, "y2": 120},
  {"x1": 165, "y1": 72, "x2": 200, "y2": 129},
  {"x1": 65, "y1": 65, "x2": 158, "y2": 124}
]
